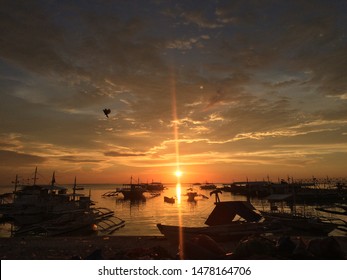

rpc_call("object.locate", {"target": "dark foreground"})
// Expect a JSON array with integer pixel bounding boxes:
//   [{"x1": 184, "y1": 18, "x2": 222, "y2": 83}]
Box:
[{"x1": 0, "y1": 235, "x2": 346, "y2": 260}]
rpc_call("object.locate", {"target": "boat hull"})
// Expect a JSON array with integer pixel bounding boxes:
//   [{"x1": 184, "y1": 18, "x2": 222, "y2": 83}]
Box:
[
  {"x1": 164, "y1": 196, "x2": 175, "y2": 204},
  {"x1": 260, "y1": 211, "x2": 337, "y2": 235},
  {"x1": 120, "y1": 190, "x2": 146, "y2": 200},
  {"x1": 157, "y1": 222, "x2": 276, "y2": 245}
]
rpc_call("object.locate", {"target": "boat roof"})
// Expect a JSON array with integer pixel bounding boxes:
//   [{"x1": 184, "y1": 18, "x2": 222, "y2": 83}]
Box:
[{"x1": 205, "y1": 201, "x2": 262, "y2": 226}]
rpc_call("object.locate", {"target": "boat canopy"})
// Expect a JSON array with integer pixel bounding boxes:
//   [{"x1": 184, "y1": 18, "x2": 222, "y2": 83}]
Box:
[{"x1": 205, "y1": 201, "x2": 262, "y2": 226}]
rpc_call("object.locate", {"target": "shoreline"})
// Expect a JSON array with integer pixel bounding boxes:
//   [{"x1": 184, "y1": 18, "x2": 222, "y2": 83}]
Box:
[
  {"x1": 0, "y1": 235, "x2": 178, "y2": 260},
  {"x1": 1, "y1": 235, "x2": 346, "y2": 260}
]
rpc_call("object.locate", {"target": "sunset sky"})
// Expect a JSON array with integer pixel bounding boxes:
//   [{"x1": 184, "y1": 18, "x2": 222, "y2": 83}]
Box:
[{"x1": 1, "y1": 0, "x2": 347, "y2": 185}]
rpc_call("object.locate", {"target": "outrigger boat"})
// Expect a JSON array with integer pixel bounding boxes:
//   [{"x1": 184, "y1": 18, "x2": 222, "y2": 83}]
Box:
[
  {"x1": 185, "y1": 187, "x2": 208, "y2": 202},
  {"x1": 109, "y1": 177, "x2": 147, "y2": 200},
  {"x1": 164, "y1": 196, "x2": 175, "y2": 204},
  {"x1": 141, "y1": 181, "x2": 165, "y2": 191},
  {"x1": 260, "y1": 210, "x2": 338, "y2": 235},
  {"x1": 13, "y1": 207, "x2": 125, "y2": 237},
  {"x1": 1, "y1": 168, "x2": 124, "y2": 236},
  {"x1": 157, "y1": 222, "x2": 277, "y2": 244},
  {"x1": 200, "y1": 182, "x2": 217, "y2": 190},
  {"x1": 157, "y1": 201, "x2": 282, "y2": 244},
  {"x1": 1, "y1": 171, "x2": 93, "y2": 224},
  {"x1": 316, "y1": 204, "x2": 347, "y2": 216},
  {"x1": 260, "y1": 194, "x2": 339, "y2": 235}
]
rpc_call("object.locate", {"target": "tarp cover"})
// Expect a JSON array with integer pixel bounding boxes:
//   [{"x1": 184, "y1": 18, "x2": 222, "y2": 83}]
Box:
[{"x1": 205, "y1": 201, "x2": 262, "y2": 226}]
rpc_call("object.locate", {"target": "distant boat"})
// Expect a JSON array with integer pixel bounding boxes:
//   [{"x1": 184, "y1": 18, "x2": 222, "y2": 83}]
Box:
[
  {"x1": 164, "y1": 196, "x2": 175, "y2": 204},
  {"x1": 200, "y1": 183, "x2": 217, "y2": 190},
  {"x1": 141, "y1": 181, "x2": 165, "y2": 191},
  {"x1": 186, "y1": 188, "x2": 198, "y2": 202},
  {"x1": 184, "y1": 187, "x2": 209, "y2": 202},
  {"x1": 116, "y1": 177, "x2": 147, "y2": 200},
  {"x1": 117, "y1": 185, "x2": 146, "y2": 200}
]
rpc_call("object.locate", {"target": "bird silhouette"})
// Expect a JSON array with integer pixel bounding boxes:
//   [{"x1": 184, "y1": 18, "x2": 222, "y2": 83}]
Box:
[{"x1": 103, "y1": 108, "x2": 111, "y2": 118}]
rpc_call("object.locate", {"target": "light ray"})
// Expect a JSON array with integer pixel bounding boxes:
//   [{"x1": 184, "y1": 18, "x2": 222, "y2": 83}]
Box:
[
  {"x1": 176, "y1": 183, "x2": 181, "y2": 204},
  {"x1": 169, "y1": 64, "x2": 184, "y2": 259}
]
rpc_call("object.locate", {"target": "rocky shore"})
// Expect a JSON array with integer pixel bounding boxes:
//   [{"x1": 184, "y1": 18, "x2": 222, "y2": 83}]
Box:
[
  {"x1": 0, "y1": 235, "x2": 346, "y2": 260},
  {"x1": 0, "y1": 236, "x2": 179, "y2": 260}
]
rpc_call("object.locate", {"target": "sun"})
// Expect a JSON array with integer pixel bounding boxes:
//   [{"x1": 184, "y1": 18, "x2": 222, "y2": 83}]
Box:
[{"x1": 175, "y1": 170, "x2": 182, "y2": 178}]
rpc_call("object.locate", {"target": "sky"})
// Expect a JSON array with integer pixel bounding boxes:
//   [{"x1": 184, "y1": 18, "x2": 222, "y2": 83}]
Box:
[{"x1": 0, "y1": 0, "x2": 347, "y2": 185}]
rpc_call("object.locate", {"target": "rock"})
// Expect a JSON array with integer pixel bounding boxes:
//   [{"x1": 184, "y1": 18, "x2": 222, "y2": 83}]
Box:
[
  {"x1": 85, "y1": 249, "x2": 103, "y2": 260},
  {"x1": 276, "y1": 236, "x2": 296, "y2": 256},
  {"x1": 292, "y1": 237, "x2": 312, "y2": 259},
  {"x1": 232, "y1": 236, "x2": 277, "y2": 259},
  {"x1": 181, "y1": 234, "x2": 226, "y2": 260},
  {"x1": 307, "y1": 237, "x2": 345, "y2": 259},
  {"x1": 125, "y1": 246, "x2": 173, "y2": 260}
]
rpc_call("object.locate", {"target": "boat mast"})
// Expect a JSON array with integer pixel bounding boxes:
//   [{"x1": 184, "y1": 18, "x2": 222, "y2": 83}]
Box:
[
  {"x1": 33, "y1": 166, "x2": 38, "y2": 185},
  {"x1": 73, "y1": 176, "x2": 77, "y2": 201},
  {"x1": 51, "y1": 171, "x2": 56, "y2": 186},
  {"x1": 12, "y1": 174, "x2": 19, "y2": 193}
]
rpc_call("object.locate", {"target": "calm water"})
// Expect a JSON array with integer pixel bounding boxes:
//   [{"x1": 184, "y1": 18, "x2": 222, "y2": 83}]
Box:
[
  {"x1": 0, "y1": 183, "x2": 346, "y2": 237},
  {"x1": 87, "y1": 183, "x2": 243, "y2": 236}
]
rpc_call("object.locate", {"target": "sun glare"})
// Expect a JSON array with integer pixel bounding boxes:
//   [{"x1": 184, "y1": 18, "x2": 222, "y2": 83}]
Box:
[{"x1": 175, "y1": 170, "x2": 182, "y2": 178}]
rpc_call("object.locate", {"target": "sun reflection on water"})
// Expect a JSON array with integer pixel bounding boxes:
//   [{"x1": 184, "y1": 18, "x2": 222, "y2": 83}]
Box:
[
  {"x1": 170, "y1": 64, "x2": 184, "y2": 259},
  {"x1": 175, "y1": 183, "x2": 181, "y2": 204}
]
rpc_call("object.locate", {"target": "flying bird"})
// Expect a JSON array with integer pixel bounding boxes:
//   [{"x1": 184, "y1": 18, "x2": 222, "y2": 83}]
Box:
[{"x1": 103, "y1": 108, "x2": 111, "y2": 118}]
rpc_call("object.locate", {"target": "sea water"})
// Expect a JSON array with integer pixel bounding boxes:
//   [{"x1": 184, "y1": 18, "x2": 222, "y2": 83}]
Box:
[
  {"x1": 84, "y1": 183, "x2": 236, "y2": 236},
  {"x1": 0, "y1": 183, "x2": 345, "y2": 237}
]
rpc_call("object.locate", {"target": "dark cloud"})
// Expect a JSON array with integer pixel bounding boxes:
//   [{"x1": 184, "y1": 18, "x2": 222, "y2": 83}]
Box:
[
  {"x1": 0, "y1": 0, "x2": 346, "y2": 182},
  {"x1": 0, "y1": 1, "x2": 74, "y2": 75},
  {"x1": 0, "y1": 150, "x2": 46, "y2": 166},
  {"x1": 0, "y1": 141, "x2": 18, "y2": 150},
  {"x1": 104, "y1": 151, "x2": 146, "y2": 157},
  {"x1": 59, "y1": 156, "x2": 102, "y2": 163},
  {"x1": 0, "y1": 0, "x2": 169, "y2": 109}
]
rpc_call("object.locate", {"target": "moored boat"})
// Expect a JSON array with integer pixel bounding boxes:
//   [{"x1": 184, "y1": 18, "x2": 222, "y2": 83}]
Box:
[
  {"x1": 261, "y1": 193, "x2": 339, "y2": 235},
  {"x1": 164, "y1": 196, "x2": 175, "y2": 204},
  {"x1": 13, "y1": 207, "x2": 125, "y2": 237},
  {"x1": 116, "y1": 177, "x2": 147, "y2": 200},
  {"x1": 187, "y1": 191, "x2": 198, "y2": 202},
  {"x1": 157, "y1": 201, "x2": 281, "y2": 244},
  {"x1": 142, "y1": 181, "x2": 165, "y2": 191},
  {"x1": 260, "y1": 211, "x2": 338, "y2": 235},
  {"x1": 200, "y1": 183, "x2": 217, "y2": 190},
  {"x1": 157, "y1": 222, "x2": 275, "y2": 244},
  {"x1": 0, "y1": 169, "x2": 124, "y2": 236},
  {"x1": 0, "y1": 171, "x2": 93, "y2": 224}
]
